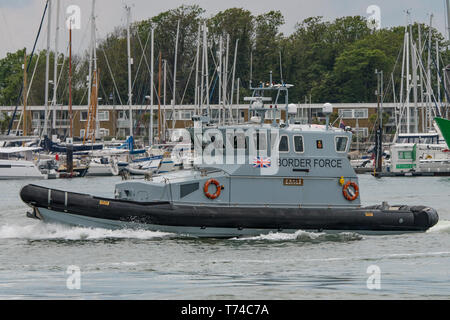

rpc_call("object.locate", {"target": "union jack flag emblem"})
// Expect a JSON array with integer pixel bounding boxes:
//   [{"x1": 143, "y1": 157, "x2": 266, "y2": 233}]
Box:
[{"x1": 252, "y1": 157, "x2": 271, "y2": 168}]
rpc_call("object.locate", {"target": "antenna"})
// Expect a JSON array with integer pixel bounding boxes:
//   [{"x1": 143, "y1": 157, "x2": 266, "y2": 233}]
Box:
[
  {"x1": 250, "y1": 50, "x2": 253, "y2": 89},
  {"x1": 279, "y1": 51, "x2": 284, "y2": 84}
]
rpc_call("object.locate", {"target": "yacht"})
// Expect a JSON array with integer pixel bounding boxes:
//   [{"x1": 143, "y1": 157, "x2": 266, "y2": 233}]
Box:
[{"x1": 0, "y1": 146, "x2": 45, "y2": 180}]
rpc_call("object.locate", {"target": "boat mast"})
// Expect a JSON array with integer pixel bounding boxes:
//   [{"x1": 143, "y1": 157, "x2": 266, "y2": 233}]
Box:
[
  {"x1": 23, "y1": 50, "x2": 28, "y2": 137},
  {"x1": 87, "y1": 0, "x2": 95, "y2": 130},
  {"x1": 172, "y1": 20, "x2": 180, "y2": 130},
  {"x1": 406, "y1": 29, "x2": 410, "y2": 134},
  {"x1": 149, "y1": 27, "x2": 154, "y2": 146},
  {"x1": 397, "y1": 29, "x2": 406, "y2": 137},
  {"x1": 218, "y1": 35, "x2": 222, "y2": 124},
  {"x1": 194, "y1": 25, "x2": 200, "y2": 113},
  {"x1": 43, "y1": 0, "x2": 52, "y2": 137},
  {"x1": 427, "y1": 14, "x2": 433, "y2": 132},
  {"x1": 200, "y1": 25, "x2": 205, "y2": 114},
  {"x1": 93, "y1": 2, "x2": 99, "y2": 139},
  {"x1": 164, "y1": 59, "x2": 167, "y2": 135},
  {"x1": 409, "y1": 23, "x2": 418, "y2": 133},
  {"x1": 51, "y1": 0, "x2": 60, "y2": 136},
  {"x1": 447, "y1": 0, "x2": 450, "y2": 43},
  {"x1": 126, "y1": 5, "x2": 133, "y2": 138},
  {"x1": 224, "y1": 34, "x2": 230, "y2": 124},
  {"x1": 158, "y1": 51, "x2": 162, "y2": 142},
  {"x1": 418, "y1": 23, "x2": 425, "y2": 133},
  {"x1": 230, "y1": 38, "x2": 238, "y2": 124},
  {"x1": 204, "y1": 22, "x2": 210, "y2": 118},
  {"x1": 69, "y1": 21, "x2": 73, "y2": 139},
  {"x1": 436, "y1": 39, "x2": 441, "y2": 107}
]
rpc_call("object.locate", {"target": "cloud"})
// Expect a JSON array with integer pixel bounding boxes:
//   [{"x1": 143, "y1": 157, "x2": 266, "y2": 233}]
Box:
[{"x1": 0, "y1": 0, "x2": 33, "y2": 9}]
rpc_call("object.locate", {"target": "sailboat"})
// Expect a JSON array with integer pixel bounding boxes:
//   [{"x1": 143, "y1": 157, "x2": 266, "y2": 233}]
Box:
[{"x1": 379, "y1": 16, "x2": 450, "y2": 176}]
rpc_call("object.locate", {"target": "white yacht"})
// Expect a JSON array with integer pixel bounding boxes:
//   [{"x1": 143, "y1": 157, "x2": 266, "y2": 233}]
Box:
[{"x1": 0, "y1": 147, "x2": 45, "y2": 180}]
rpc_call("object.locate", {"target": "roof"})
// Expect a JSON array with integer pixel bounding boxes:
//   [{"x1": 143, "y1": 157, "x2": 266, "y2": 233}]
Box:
[{"x1": 0, "y1": 147, "x2": 42, "y2": 154}]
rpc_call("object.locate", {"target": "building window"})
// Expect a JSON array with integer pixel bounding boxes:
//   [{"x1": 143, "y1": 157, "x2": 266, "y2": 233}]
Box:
[
  {"x1": 353, "y1": 127, "x2": 369, "y2": 138},
  {"x1": 118, "y1": 111, "x2": 127, "y2": 120},
  {"x1": 99, "y1": 128, "x2": 110, "y2": 137},
  {"x1": 354, "y1": 109, "x2": 368, "y2": 118},
  {"x1": 179, "y1": 110, "x2": 192, "y2": 120},
  {"x1": 265, "y1": 109, "x2": 280, "y2": 120},
  {"x1": 80, "y1": 111, "x2": 88, "y2": 121},
  {"x1": 339, "y1": 109, "x2": 368, "y2": 119},
  {"x1": 98, "y1": 111, "x2": 109, "y2": 121}
]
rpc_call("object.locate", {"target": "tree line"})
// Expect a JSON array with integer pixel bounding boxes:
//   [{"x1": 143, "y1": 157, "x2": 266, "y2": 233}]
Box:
[{"x1": 0, "y1": 5, "x2": 448, "y2": 111}]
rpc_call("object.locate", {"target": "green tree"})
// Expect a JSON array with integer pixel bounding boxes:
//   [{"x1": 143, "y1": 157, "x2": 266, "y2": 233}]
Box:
[{"x1": 333, "y1": 47, "x2": 390, "y2": 102}]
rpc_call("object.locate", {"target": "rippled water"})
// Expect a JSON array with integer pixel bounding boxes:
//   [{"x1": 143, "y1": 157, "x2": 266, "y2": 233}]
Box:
[{"x1": 0, "y1": 175, "x2": 449, "y2": 299}]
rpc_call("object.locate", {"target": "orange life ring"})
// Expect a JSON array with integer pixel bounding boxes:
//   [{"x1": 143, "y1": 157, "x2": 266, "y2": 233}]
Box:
[
  {"x1": 342, "y1": 181, "x2": 359, "y2": 201},
  {"x1": 204, "y1": 179, "x2": 221, "y2": 200}
]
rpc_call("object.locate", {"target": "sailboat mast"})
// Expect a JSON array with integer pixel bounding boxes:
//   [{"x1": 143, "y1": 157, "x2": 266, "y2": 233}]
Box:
[
  {"x1": 173, "y1": 20, "x2": 180, "y2": 108},
  {"x1": 436, "y1": 39, "x2": 441, "y2": 106},
  {"x1": 230, "y1": 39, "x2": 239, "y2": 124},
  {"x1": 158, "y1": 51, "x2": 162, "y2": 141},
  {"x1": 23, "y1": 50, "x2": 28, "y2": 137},
  {"x1": 87, "y1": 0, "x2": 95, "y2": 125},
  {"x1": 149, "y1": 27, "x2": 154, "y2": 145},
  {"x1": 447, "y1": 0, "x2": 450, "y2": 42},
  {"x1": 52, "y1": 0, "x2": 60, "y2": 135},
  {"x1": 218, "y1": 35, "x2": 222, "y2": 124},
  {"x1": 409, "y1": 24, "x2": 418, "y2": 133},
  {"x1": 43, "y1": 0, "x2": 52, "y2": 137},
  {"x1": 427, "y1": 14, "x2": 433, "y2": 131},
  {"x1": 126, "y1": 5, "x2": 133, "y2": 137},
  {"x1": 204, "y1": 23, "x2": 210, "y2": 118},
  {"x1": 406, "y1": 30, "x2": 410, "y2": 134},
  {"x1": 69, "y1": 21, "x2": 73, "y2": 139},
  {"x1": 92, "y1": 1, "x2": 99, "y2": 138},
  {"x1": 164, "y1": 59, "x2": 168, "y2": 132},
  {"x1": 418, "y1": 23, "x2": 425, "y2": 133},
  {"x1": 194, "y1": 25, "x2": 200, "y2": 112},
  {"x1": 200, "y1": 25, "x2": 205, "y2": 113}
]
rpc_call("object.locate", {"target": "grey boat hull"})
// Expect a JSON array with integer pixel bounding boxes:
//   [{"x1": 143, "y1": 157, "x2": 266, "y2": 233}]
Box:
[{"x1": 20, "y1": 184, "x2": 439, "y2": 238}]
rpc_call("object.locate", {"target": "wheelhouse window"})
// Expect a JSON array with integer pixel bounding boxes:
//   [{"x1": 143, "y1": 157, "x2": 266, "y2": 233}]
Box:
[
  {"x1": 335, "y1": 136, "x2": 348, "y2": 152},
  {"x1": 293, "y1": 135, "x2": 304, "y2": 153},
  {"x1": 254, "y1": 132, "x2": 267, "y2": 151},
  {"x1": 279, "y1": 135, "x2": 289, "y2": 152}
]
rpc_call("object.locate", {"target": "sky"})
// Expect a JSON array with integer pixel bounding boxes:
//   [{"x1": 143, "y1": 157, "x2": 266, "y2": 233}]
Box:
[{"x1": 0, "y1": 0, "x2": 448, "y2": 59}]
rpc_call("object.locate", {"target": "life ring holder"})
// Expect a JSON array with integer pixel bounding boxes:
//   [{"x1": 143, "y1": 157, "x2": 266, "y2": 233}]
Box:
[
  {"x1": 342, "y1": 181, "x2": 359, "y2": 201},
  {"x1": 204, "y1": 179, "x2": 221, "y2": 200}
]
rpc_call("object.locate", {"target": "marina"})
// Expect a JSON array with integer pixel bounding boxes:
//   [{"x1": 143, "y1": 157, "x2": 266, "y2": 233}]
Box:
[{"x1": 0, "y1": 0, "x2": 450, "y2": 303}]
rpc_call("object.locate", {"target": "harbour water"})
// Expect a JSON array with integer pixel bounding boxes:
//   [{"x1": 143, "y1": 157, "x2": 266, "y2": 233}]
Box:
[{"x1": 0, "y1": 175, "x2": 449, "y2": 299}]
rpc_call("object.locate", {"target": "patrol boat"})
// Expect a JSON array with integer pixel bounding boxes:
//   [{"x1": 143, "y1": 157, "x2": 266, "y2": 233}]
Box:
[{"x1": 20, "y1": 84, "x2": 439, "y2": 237}]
